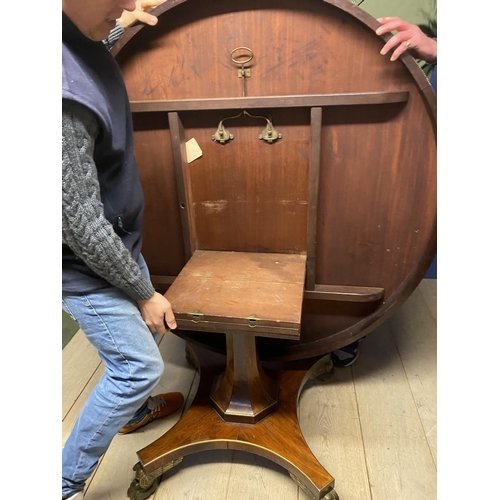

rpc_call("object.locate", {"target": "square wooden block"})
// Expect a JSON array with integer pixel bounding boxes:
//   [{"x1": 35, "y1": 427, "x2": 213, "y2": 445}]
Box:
[{"x1": 165, "y1": 250, "x2": 307, "y2": 339}]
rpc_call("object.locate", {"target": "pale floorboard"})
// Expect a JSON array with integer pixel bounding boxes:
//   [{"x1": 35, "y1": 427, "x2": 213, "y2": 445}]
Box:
[
  {"x1": 62, "y1": 279, "x2": 436, "y2": 500},
  {"x1": 62, "y1": 329, "x2": 101, "y2": 420},
  {"x1": 299, "y1": 368, "x2": 371, "y2": 500},
  {"x1": 388, "y1": 288, "x2": 437, "y2": 466},
  {"x1": 352, "y1": 322, "x2": 436, "y2": 500}
]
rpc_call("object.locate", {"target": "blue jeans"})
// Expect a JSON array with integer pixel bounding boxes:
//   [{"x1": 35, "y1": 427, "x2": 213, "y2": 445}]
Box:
[{"x1": 62, "y1": 255, "x2": 164, "y2": 498}]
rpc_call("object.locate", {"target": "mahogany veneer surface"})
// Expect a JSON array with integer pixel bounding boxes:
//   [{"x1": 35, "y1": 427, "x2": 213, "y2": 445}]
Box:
[{"x1": 113, "y1": 0, "x2": 436, "y2": 359}]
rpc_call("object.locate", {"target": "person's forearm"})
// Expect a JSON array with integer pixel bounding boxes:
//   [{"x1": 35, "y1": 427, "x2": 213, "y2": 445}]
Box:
[{"x1": 62, "y1": 100, "x2": 155, "y2": 301}]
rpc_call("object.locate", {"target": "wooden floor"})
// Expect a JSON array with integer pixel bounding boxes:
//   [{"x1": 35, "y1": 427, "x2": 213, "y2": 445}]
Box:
[{"x1": 62, "y1": 279, "x2": 436, "y2": 500}]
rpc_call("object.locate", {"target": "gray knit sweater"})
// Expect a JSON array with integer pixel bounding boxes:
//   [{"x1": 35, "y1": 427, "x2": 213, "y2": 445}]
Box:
[{"x1": 62, "y1": 99, "x2": 155, "y2": 301}]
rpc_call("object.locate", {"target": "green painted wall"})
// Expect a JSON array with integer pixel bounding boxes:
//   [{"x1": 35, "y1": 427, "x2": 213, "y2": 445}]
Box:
[{"x1": 62, "y1": 310, "x2": 79, "y2": 349}]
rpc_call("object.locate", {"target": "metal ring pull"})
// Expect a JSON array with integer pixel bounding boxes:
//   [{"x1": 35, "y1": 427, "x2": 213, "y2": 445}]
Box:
[{"x1": 230, "y1": 46, "x2": 254, "y2": 66}]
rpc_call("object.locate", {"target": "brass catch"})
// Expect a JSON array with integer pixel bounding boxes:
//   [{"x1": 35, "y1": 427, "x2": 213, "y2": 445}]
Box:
[
  {"x1": 245, "y1": 314, "x2": 261, "y2": 327},
  {"x1": 188, "y1": 309, "x2": 204, "y2": 322}
]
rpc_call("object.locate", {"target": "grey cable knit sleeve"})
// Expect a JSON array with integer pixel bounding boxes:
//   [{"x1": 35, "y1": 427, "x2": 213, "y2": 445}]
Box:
[{"x1": 62, "y1": 99, "x2": 155, "y2": 301}]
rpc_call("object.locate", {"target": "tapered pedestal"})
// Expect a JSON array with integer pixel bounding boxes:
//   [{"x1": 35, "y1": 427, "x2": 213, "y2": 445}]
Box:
[{"x1": 210, "y1": 332, "x2": 278, "y2": 423}]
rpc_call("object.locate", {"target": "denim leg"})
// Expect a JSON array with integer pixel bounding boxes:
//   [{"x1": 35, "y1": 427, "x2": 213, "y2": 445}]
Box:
[{"x1": 61, "y1": 278, "x2": 164, "y2": 497}]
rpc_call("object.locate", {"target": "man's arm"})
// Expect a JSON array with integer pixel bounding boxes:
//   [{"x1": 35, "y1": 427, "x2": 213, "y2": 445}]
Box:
[
  {"x1": 62, "y1": 99, "x2": 177, "y2": 331},
  {"x1": 62, "y1": 99, "x2": 154, "y2": 301}
]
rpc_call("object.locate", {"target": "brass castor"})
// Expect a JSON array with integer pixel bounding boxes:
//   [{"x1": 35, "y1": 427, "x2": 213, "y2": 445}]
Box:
[
  {"x1": 127, "y1": 462, "x2": 159, "y2": 500},
  {"x1": 127, "y1": 476, "x2": 158, "y2": 500},
  {"x1": 322, "y1": 488, "x2": 340, "y2": 500},
  {"x1": 290, "y1": 472, "x2": 339, "y2": 500},
  {"x1": 127, "y1": 459, "x2": 184, "y2": 500}
]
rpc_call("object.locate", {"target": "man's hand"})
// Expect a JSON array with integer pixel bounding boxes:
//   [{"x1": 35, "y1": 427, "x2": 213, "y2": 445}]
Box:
[
  {"x1": 137, "y1": 291, "x2": 177, "y2": 334},
  {"x1": 376, "y1": 17, "x2": 437, "y2": 63},
  {"x1": 118, "y1": 0, "x2": 167, "y2": 29}
]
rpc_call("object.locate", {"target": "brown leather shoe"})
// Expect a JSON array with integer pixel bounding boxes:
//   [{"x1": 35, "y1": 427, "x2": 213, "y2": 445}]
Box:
[{"x1": 118, "y1": 392, "x2": 184, "y2": 434}]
